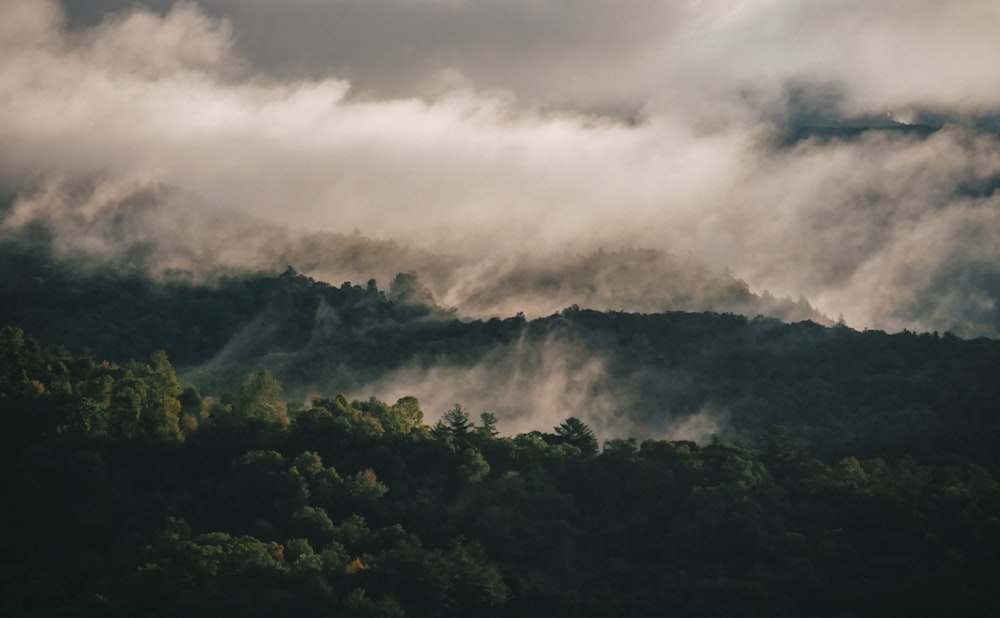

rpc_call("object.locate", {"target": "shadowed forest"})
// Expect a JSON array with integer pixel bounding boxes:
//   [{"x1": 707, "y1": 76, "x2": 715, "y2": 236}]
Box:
[{"x1": 2, "y1": 238, "x2": 999, "y2": 617}]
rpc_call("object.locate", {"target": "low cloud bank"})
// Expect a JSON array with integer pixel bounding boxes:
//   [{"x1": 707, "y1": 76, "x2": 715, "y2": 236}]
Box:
[{"x1": 1, "y1": 0, "x2": 998, "y2": 338}]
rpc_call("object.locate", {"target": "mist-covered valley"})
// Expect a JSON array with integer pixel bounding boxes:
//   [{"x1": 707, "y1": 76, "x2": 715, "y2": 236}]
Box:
[{"x1": 4, "y1": 1, "x2": 1000, "y2": 616}]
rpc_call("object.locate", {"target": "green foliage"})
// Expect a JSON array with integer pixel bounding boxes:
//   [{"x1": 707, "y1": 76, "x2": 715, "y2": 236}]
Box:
[
  {"x1": 235, "y1": 371, "x2": 288, "y2": 425},
  {"x1": 393, "y1": 396, "x2": 424, "y2": 427},
  {"x1": 5, "y1": 270, "x2": 1000, "y2": 617},
  {"x1": 5, "y1": 243, "x2": 999, "y2": 468},
  {"x1": 457, "y1": 448, "x2": 491, "y2": 484},
  {"x1": 477, "y1": 412, "x2": 500, "y2": 438},
  {"x1": 434, "y1": 404, "x2": 472, "y2": 440},
  {"x1": 388, "y1": 271, "x2": 437, "y2": 308},
  {"x1": 553, "y1": 416, "x2": 598, "y2": 456},
  {"x1": 309, "y1": 395, "x2": 386, "y2": 438},
  {"x1": 290, "y1": 506, "x2": 336, "y2": 547},
  {"x1": 345, "y1": 468, "x2": 389, "y2": 501},
  {"x1": 283, "y1": 537, "x2": 314, "y2": 563}
]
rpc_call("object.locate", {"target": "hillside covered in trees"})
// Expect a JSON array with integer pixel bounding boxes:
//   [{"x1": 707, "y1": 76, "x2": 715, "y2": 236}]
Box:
[
  {"x1": 5, "y1": 1, "x2": 1000, "y2": 615},
  {"x1": 2, "y1": 237, "x2": 1000, "y2": 616},
  {"x1": 2, "y1": 325, "x2": 999, "y2": 617},
  {"x1": 2, "y1": 237, "x2": 998, "y2": 456}
]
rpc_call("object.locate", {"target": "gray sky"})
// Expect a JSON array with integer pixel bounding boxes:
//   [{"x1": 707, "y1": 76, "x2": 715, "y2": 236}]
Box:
[{"x1": 3, "y1": 0, "x2": 1000, "y2": 333}]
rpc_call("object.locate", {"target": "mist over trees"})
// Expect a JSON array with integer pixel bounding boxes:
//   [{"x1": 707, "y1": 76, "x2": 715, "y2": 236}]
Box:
[
  {"x1": 6, "y1": 1, "x2": 1000, "y2": 340},
  {"x1": 2, "y1": 324, "x2": 999, "y2": 616},
  {"x1": 2, "y1": 225, "x2": 1000, "y2": 615},
  {"x1": 4, "y1": 2, "x2": 1000, "y2": 613},
  {"x1": 0, "y1": 193, "x2": 830, "y2": 325},
  {"x1": 2, "y1": 235, "x2": 999, "y2": 453}
]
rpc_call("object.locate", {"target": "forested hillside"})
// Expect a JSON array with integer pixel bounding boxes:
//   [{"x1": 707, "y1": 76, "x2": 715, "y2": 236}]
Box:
[
  {"x1": 5, "y1": 1, "x2": 1000, "y2": 615},
  {"x1": 3, "y1": 238, "x2": 1000, "y2": 616},
  {"x1": 1, "y1": 326, "x2": 999, "y2": 617},
  {"x1": 2, "y1": 238, "x2": 998, "y2": 459},
  {"x1": 0, "y1": 195, "x2": 832, "y2": 327}
]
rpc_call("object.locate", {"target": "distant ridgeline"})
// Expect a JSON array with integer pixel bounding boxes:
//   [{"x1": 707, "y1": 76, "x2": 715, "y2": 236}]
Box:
[
  {"x1": 2, "y1": 237, "x2": 1000, "y2": 457},
  {"x1": 1, "y1": 325, "x2": 999, "y2": 617}
]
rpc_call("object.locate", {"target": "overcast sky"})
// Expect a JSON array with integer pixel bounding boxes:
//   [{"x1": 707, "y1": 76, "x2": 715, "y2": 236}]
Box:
[{"x1": 2, "y1": 0, "x2": 1000, "y2": 332}]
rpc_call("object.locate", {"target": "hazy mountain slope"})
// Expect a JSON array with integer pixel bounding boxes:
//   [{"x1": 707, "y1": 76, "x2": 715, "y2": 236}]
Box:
[
  {"x1": 3, "y1": 240, "x2": 998, "y2": 459},
  {"x1": 0, "y1": 185, "x2": 830, "y2": 324}
]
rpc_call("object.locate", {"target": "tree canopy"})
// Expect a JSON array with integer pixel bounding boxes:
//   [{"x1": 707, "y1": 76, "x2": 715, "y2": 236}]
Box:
[{"x1": 2, "y1": 327, "x2": 999, "y2": 617}]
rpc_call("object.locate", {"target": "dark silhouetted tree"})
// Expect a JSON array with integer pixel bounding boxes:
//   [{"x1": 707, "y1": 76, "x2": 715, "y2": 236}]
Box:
[{"x1": 554, "y1": 416, "x2": 598, "y2": 456}]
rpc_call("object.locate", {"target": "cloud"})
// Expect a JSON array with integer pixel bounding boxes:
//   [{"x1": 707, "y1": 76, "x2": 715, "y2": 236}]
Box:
[
  {"x1": 58, "y1": 0, "x2": 1000, "y2": 118},
  {"x1": 712, "y1": 128, "x2": 1000, "y2": 331},
  {"x1": 351, "y1": 327, "x2": 725, "y2": 442},
  {"x1": 2, "y1": 0, "x2": 1000, "y2": 336},
  {"x1": 0, "y1": 1, "x2": 747, "y2": 254},
  {"x1": 60, "y1": 0, "x2": 684, "y2": 115}
]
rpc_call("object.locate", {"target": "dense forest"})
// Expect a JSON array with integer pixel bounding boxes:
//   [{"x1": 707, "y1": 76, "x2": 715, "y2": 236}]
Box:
[
  {"x1": 3, "y1": 237, "x2": 999, "y2": 457},
  {"x1": 2, "y1": 237, "x2": 1000, "y2": 616},
  {"x1": 2, "y1": 326, "x2": 999, "y2": 617}
]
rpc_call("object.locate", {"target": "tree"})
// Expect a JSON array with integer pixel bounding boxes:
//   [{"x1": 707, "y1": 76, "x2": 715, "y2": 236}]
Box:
[
  {"x1": 387, "y1": 271, "x2": 437, "y2": 307},
  {"x1": 393, "y1": 396, "x2": 424, "y2": 428},
  {"x1": 345, "y1": 468, "x2": 389, "y2": 501},
  {"x1": 143, "y1": 350, "x2": 183, "y2": 439},
  {"x1": 178, "y1": 384, "x2": 203, "y2": 434},
  {"x1": 476, "y1": 412, "x2": 500, "y2": 438},
  {"x1": 554, "y1": 417, "x2": 598, "y2": 456},
  {"x1": 234, "y1": 371, "x2": 288, "y2": 425},
  {"x1": 435, "y1": 404, "x2": 472, "y2": 439},
  {"x1": 458, "y1": 448, "x2": 490, "y2": 483}
]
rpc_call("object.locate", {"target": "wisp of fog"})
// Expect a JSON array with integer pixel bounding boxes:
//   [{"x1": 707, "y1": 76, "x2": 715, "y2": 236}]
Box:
[{"x1": 3, "y1": 0, "x2": 1000, "y2": 438}]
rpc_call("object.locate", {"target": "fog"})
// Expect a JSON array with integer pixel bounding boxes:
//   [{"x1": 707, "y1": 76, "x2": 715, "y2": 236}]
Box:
[
  {"x1": 2, "y1": 1, "x2": 999, "y2": 435},
  {"x1": 4, "y1": 1, "x2": 997, "y2": 334},
  {"x1": 0, "y1": 0, "x2": 1000, "y2": 440}
]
